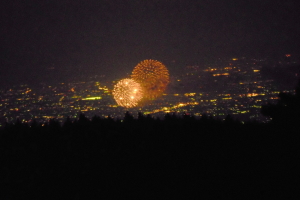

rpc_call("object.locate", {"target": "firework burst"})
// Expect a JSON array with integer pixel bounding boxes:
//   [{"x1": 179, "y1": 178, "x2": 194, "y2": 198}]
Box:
[
  {"x1": 112, "y1": 78, "x2": 143, "y2": 108},
  {"x1": 131, "y1": 59, "x2": 169, "y2": 99}
]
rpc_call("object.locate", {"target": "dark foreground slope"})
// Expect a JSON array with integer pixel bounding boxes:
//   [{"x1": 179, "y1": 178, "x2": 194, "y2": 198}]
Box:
[{"x1": 0, "y1": 114, "x2": 299, "y2": 199}]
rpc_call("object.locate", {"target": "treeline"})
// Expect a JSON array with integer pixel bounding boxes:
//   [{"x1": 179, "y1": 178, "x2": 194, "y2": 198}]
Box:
[{"x1": 1, "y1": 80, "x2": 300, "y2": 199}]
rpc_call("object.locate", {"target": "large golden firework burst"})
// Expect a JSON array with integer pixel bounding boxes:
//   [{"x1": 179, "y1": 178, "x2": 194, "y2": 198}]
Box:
[
  {"x1": 112, "y1": 78, "x2": 143, "y2": 108},
  {"x1": 131, "y1": 59, "x2": 169, "y2": 99}
]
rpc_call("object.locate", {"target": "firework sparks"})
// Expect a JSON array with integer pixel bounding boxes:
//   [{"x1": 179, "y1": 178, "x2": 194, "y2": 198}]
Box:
[
  {"x1": 131, "y1": 59, "x2": 169, "y2": 99},
  {"x1": 112, "y1": 78, "x2": 143, "y2": 108}
]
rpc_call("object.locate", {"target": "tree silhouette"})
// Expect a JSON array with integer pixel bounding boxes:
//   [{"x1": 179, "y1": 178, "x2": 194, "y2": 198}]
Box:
[
  {"x1": 261, "y1": 79, "x2": 300, "y2": 124},
  {"x1": 1, "y1": 101, "x2": 300, "y2": 199},
  {"x1": 123, "y1": 111, "x2": 134, "y2": 123}
]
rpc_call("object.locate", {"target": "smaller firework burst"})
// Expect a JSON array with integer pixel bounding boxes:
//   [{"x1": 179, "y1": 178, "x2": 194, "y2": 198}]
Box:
[{"x1": 112, "y1": 78, "x2": 143, "y2": 108}]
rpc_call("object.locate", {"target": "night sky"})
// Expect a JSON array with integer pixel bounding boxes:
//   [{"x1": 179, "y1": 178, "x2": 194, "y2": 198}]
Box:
[{"x1": 1, "y1": 0, "x2": 300, "y2": 84}]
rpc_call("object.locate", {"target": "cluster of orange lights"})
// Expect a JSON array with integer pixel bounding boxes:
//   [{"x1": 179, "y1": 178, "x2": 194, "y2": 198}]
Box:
[
  {"x1": 213, "y1": 73, "x2": 230, "y2": 76},
  {"x1": 204, "y1": 68, "x2": 217, "y2": 72}
]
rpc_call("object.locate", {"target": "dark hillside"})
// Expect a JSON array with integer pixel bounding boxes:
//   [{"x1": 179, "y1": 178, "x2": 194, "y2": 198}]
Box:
[{"x1": 0, "y1": 111, "x2": 299, "y2": 199}]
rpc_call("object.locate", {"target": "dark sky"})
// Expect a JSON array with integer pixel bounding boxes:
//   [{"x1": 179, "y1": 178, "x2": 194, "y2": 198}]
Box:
[{"x1": 1, "y1": 0, "x2": 300, "y2": 84}]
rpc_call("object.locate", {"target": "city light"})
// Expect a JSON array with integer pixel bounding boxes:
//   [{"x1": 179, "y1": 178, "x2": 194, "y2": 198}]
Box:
[
  {"x1": 0, "y1": 56, "x2": 296, "y2": 126},
  {"x1": 81, "y1": 97, "x2": 102, "y2": 100}
]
